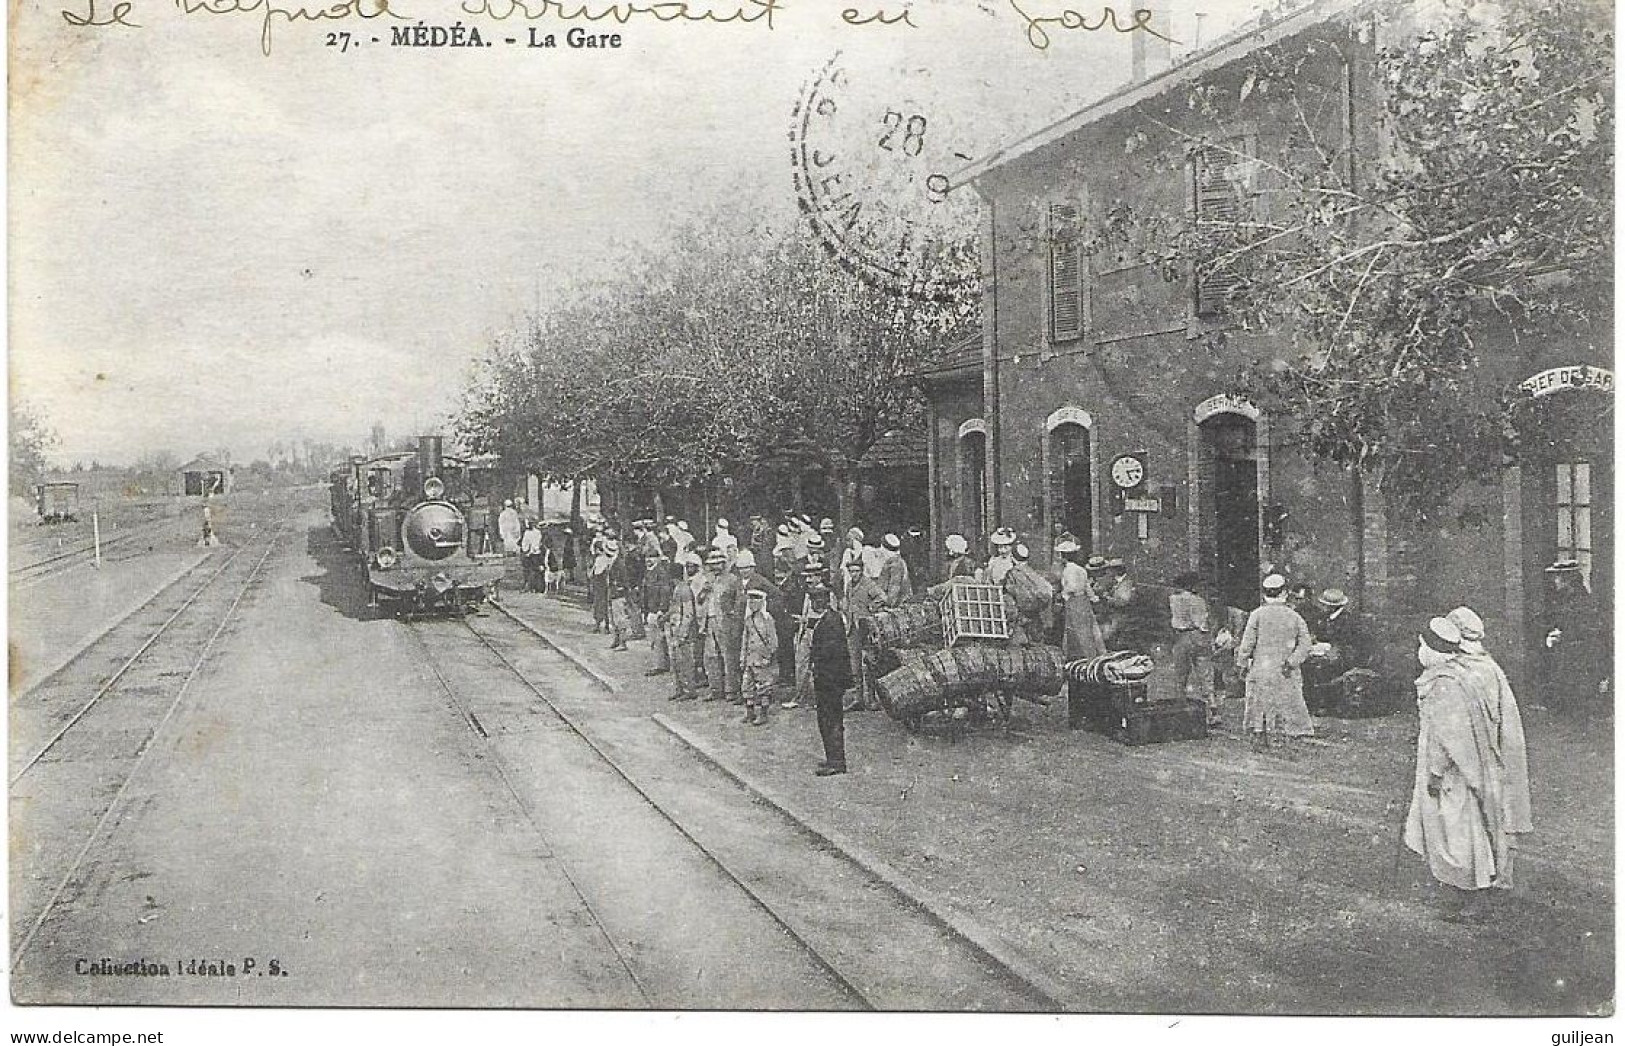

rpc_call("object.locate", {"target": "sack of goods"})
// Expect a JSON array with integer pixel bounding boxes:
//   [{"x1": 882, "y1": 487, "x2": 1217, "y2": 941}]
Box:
[
  {"x1": 876, "y1": 643, "x2": 1066, "y2": 719},
  {"x1": 1064, "y1": 650, "x2": 1156, "y2": 686},
  {"x1": 1002, "y1": 563, "x2": 1055, "y2": 615},
  {"x1": 865, "y1": 599, "x2": 943, "y2": 652}
]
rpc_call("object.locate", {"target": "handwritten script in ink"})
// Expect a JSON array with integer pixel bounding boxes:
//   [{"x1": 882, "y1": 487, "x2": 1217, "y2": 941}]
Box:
[{"x1": 57, "y1": 0, "x2": 1179, "y2": 53}]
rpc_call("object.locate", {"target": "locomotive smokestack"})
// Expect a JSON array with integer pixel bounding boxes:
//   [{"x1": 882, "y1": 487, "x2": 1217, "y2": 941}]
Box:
[{"x1": 418, "y1": 435, "x2": 443, "y2": 479}]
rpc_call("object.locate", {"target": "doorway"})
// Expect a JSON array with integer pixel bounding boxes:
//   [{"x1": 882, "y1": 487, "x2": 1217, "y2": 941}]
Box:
[
  {"x1": 1049, "y1": 421, "x2": 1092, "y2": 554},
  {"x1": 959, "y1": 430, "x2": 987, "y2": 548},
  {"x1": 1200, "y1": 413, "x2": 1260, "y2": 611}
]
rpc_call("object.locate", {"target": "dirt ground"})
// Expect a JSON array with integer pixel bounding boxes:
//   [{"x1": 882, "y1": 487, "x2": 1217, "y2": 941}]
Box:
[{"x1": 503, "y1": 583, "x2": 1614, "y2": 1016}]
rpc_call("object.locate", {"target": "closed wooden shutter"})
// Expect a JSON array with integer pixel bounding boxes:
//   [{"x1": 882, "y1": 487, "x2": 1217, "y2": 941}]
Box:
[
  {"x1": 1191, "y1": 140, "x2": 1252, "y2": 316},
  {"x1": 1048, "y1": 202, "x2": 1085, "y2": 342}
]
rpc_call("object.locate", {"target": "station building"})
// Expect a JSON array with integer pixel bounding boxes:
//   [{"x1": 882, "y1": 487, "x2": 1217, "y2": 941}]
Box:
[{"x1": 927, "y1": 0, "x2": 1612, "y2": 684}]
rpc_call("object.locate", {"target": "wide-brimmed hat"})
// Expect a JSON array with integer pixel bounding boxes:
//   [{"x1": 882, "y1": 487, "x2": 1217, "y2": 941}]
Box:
[
  {"x1": 703, "y1": 549, "x2": 725, "y2": 566},
  {"x1": 1013, "y1": 543, "x2": 1031, "y2": 561},
  {"x1": 716, "y1": 517, "x2": 731, "y2": 530},
  {"x1": 735, "y1": 549, "x2": 757, "y2": 569},
  {"x1": 1056, "y1": 538, "x2": 1082, "y2": 555},
  {"x1": 1318, "y1": 588, "x2": 1350, "y2": 608},
  {"x1": 990, "y1": 527, "x2": 1017, "y2": 547},
  {"x1": 745, "y1": 583, "x2": 769, "y2": 598},
  {"x1": 1446, "y1": 606, "x2": 1485, "y2": 642},
  {"x1": 1084, "y1": 554, "x2": 1107, "y2": 571},
  {"x1": 1261, "y1": 573, "x2": 1288, "y2": 594},
  {"x1": 1420, "y1": 616, "x2": 1463, "y2": 654},
  {"x1": 819, "y1": 517, "x2": 835, "y2": 531},
  {"x1": 1545, "y1": 558, "x2": 1582, "y2": 573},
  {"x1": 945, "y1": 534, "x2": 969, "y2": 555},
  {"x1": 883, "y1": 533, "x2": 901, "y2": 551}
]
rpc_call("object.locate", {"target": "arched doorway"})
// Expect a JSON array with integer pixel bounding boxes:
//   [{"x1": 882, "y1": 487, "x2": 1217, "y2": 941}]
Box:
[
  {"x1": 958, "y1": 422, "x2": 988, "y2": 549},
  {"x1": 1045, "y1": 408, "x2": 1094, "y2": 556},
  {"x1": 1196, "y1": 403, "x2": 1262, "y2": 611},
  {"x1": 1512, "y1": 365, "x2": 1614, "y2": 668}
]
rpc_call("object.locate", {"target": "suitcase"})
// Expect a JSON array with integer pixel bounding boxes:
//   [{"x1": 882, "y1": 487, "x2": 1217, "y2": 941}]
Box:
[
  {"x1": 1108, "y1": 698, "x2": 1209, "y2": 746},
  {"x1": 1070, "y1": 679, "x2": 1151, "y2": 732}
]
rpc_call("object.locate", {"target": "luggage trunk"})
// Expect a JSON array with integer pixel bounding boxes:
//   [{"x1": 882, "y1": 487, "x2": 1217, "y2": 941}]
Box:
[{"x1": 1109, "y1": 699, "x2": 1209, "y2": 746}]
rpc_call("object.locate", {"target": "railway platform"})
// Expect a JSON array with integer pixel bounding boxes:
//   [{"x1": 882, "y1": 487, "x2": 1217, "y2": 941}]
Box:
[{"x1": 493, "y1": 586, "x2": 1615, "y2": 1016}]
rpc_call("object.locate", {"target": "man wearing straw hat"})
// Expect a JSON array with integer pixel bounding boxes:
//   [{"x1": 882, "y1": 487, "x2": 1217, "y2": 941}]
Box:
[
  {"x1": 1540, "y1": 558, "x2": 1607, "y2": 714},
  {"x1": 699, "y1": 549, "x2": 745, "y2": 704},
  {"x1": 1302, "y1": 587, "x2": 1369, "y2": 714},
  {"x1": 740, "y1": 582, "x2": 779, "y2": 726}
]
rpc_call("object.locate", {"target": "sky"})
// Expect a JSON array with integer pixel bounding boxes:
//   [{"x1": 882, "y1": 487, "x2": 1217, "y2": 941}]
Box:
[{"x1": 10, "y1": 0, "x2": 1267, "y2": 466}]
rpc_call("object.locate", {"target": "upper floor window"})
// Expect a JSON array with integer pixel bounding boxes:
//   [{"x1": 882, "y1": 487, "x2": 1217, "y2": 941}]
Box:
[
  {"x1": 1190, "y1": 136, "x2": 1258, "y2": 317},
  {"x1": 1048, "y1": 201, "x2": 1088, "y2": 343}
]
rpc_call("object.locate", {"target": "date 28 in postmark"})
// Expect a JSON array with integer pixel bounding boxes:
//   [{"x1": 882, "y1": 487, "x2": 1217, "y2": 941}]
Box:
[{"x1": 789, "y1": 52, "x2": 981, "y2": 303}]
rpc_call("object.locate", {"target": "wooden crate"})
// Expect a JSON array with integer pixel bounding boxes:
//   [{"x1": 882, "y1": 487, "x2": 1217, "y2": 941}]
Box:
[{"x1": 939, "y1": 581, "x2": 1011, "y2": 647}]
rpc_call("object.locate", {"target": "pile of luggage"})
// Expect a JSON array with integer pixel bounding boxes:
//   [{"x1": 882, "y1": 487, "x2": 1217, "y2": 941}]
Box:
[
  {"x1": 877, "y1": 644, "x2": 1066, "y2": 719},
  {"x1": 864, "y1": 581, "x2": 1067, "y2": 726},
  {"x1": 1064, "y1": 651, "x2": 1207, "y2": 746}
]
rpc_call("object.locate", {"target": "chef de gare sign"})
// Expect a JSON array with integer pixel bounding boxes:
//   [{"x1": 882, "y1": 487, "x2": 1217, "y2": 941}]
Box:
[{"x1": 1519, "y1": 364, "x2": 1614, "y2": 399}]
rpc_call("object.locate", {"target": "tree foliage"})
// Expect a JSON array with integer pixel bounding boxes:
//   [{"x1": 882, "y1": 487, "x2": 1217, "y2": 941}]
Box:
[
  {"x1": 10, "y1": 402, "x2": 58, "y2": 496},
  {"x1": 458, "y1": 220, "x2": 975, "y2": 515},
  {"x1": 1096, "y1": 0, "x2": 1613, "y2": 515}
]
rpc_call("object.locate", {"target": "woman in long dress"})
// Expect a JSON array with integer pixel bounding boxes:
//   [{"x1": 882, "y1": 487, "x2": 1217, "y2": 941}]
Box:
[{"x1": 1236, "y1": 573, "x2": 1314, "y2": 749}]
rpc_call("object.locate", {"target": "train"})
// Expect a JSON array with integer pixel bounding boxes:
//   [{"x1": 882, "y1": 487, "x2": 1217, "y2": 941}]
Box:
[{"x1": 329, "y1": 436, "x2": 507, "y2": 617}]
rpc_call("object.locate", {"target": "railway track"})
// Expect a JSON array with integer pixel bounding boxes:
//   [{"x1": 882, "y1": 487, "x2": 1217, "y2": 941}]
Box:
[
  {"x1": 406, "y1": 607, "x2": 1060, "y2": 1011},
  {"x1": 10, "y1": 524, "x2": 287, "y2": 968},
  {"x1": 9, "y1": 517, "x2": 182, "y2": 589}
]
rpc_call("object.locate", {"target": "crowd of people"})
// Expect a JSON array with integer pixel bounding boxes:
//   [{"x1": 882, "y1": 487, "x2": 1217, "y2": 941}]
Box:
[
  {"x1": 494, "y1": 504, "x2": 1597, "y2": 856},
  {"x1": 482, "y1": 499, "x2": 1619, "y2": 920}
]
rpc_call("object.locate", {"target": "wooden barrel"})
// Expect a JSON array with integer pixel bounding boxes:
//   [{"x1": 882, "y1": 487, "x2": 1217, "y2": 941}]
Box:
[
  {"x1": 876, "y1": 654, "x2": 942, "y2": 717},
  {"x1": 879, "y1": 643, "x2": 1068, "y2": 718},
  {"x1": 866, "y1": 599, "x2": 943, "y2": 650}
]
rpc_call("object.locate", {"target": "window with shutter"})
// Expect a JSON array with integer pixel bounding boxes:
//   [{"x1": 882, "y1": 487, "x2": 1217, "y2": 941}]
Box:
[
  {"x1": 1048, "y1": 202, "x2": 1086, "y2": 342},
  {"x1": 1191, "y1": 138, "x2": 1254, "y2": 316}
]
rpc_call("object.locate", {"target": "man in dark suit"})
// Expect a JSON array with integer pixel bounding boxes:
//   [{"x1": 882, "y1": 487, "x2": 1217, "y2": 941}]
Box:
[{"x1": 806, "y1": 583, "x2": 853, "y2": 776}]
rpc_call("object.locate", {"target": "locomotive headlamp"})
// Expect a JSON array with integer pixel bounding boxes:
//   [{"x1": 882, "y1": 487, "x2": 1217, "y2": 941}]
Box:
[
  {"x1": 375, "y1": 546, "x2": 399, "y2": 569},
  {"x1": 423, "y1": 476, "x2": 446, "y2": 499}
]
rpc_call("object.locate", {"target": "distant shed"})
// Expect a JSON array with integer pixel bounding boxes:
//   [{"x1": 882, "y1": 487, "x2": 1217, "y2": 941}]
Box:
[{"x1": 177, "y1": 456, "x2": 231, "y2": 496}]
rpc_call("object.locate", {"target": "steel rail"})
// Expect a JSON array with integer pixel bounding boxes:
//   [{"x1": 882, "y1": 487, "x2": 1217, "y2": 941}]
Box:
[
  {"x1": 9, "y1": 553, "x2": 217, "y2": 704},
  {"x1": 10, "y1": 540, "x2": 256, "y2": 782},
  {"x1": 433, "y1": 611, "x2": 877, "y2": 1010},
  {"x1": 10, "y1": 525, "x2": 286, "y2": 970},
  {"x1": 476, "y1": 599, "x2": 1069, "y2": 1012},
  {"x1": 10, "y1": 517, "x2": 176, "y2": 582},
  {"x1": 402, "y1": 623, "x2": 655, "y2": 1007}
]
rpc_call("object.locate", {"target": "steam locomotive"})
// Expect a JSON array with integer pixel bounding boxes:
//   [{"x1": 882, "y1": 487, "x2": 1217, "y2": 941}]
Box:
[{"x1": 329, "y1": 436, "x2": 506, "y2": 617}]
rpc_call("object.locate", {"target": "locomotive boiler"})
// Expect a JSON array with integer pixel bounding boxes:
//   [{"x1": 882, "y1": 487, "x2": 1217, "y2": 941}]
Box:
[{"x1": 342, "y1": 436, "x2": 505, "y2": 617}]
